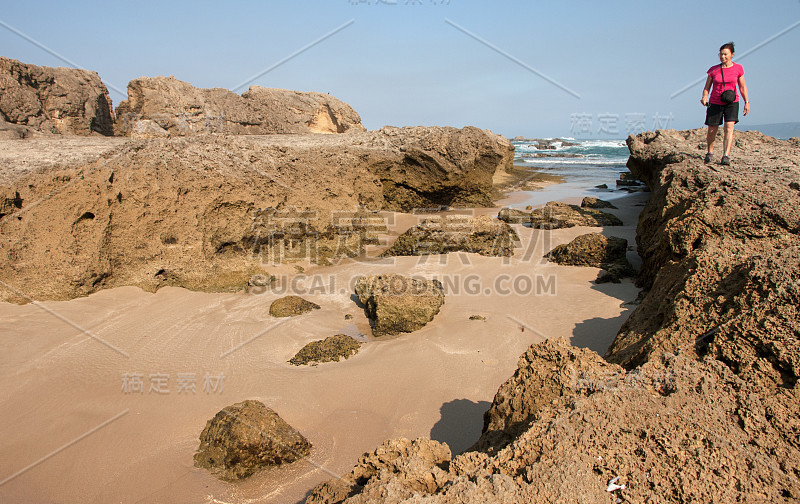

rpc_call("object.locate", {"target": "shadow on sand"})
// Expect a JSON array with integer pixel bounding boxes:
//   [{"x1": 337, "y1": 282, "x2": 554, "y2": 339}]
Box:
[{"x1": 430, "y1": 398, "x2": 491, "y2": 456}]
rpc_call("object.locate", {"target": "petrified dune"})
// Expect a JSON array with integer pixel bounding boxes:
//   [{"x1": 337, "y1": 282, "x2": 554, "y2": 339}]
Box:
[{"x1": 0, "y1": 126, "x2": 513, "y2": 302}]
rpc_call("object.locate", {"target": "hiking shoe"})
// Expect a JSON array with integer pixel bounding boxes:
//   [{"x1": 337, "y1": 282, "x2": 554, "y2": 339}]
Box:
[
  {"x1": 704, "y1": 152, "x2": 713, "y2": 163},
  {"x1": 720, "y1": 155, "x2": 731, "y2": 166}
]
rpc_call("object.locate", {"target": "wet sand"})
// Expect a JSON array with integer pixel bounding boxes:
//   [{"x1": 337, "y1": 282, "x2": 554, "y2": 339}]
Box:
[{"x1": 0, "y1": 191, "x2": 648, "y2": 504}]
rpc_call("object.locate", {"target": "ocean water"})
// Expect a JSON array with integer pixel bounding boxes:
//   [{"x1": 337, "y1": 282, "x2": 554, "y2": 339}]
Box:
[{"x1": 509, "y1": 138, "x2": 633, "y2": 207}]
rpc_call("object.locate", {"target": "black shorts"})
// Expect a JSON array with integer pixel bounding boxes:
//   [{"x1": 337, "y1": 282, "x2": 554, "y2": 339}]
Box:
[{"x1": 705, "y1": 102, "x2": 739, "y2": 126}]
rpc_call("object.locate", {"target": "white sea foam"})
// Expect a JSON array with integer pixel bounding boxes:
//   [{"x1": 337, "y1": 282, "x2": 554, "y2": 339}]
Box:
[
  {"x1": 577, "y1": 140, "x2": 627, "y2": 149},
  {"x1": 520, "y1": 158, "x2": 627, "y2": 166}
]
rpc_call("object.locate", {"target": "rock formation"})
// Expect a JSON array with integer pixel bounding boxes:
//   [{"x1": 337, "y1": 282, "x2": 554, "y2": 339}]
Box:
[
  {"x1": 269, "y1": 295, "x2": 321, "y2": 317},
  {"x1": 0, "y1": 125, "x2": 510, "y2": 302},
  {"x1": 580, "y1": 196, "x2": 616, "y2": 209},
  {"x1": 194, "y1": 399, "x2": 311, "y2": 480},
  {"x1": 306, "y1": 438, "x2": 451, "y2": 504},
  {"x1": 0, "y1": 118, "x2": 32, "y2": 140},
  {"x1": 545, "y1": 232, "x2": 634, "y2": 282},
  {"x1": 608, "y1": 129, "x2": 800, "y2": 369},
  {"x1": 289, "y1": 334, "x2": 362, "y2": 366},
  {"x1": 354, "y1": 274, "x2": 445, "y2": 337},
  {"x1": 498, "y1": 201, "x2": 622, "y2": 228},
  {"x1": 0, "y1": 57, "x2": 114, "y2": 136},
  {"x1": 114, "y1": 76, "x2": 365, "y2": 136},
  {"x1": 306, "y1": 129, "x2": 800, "y2": 503},
  {"x1": 381, "y1": 215, "x2": 519, "y2": 257},
  {"x1": 372, "y1": 126, "x2": 514, "y2": 210}
]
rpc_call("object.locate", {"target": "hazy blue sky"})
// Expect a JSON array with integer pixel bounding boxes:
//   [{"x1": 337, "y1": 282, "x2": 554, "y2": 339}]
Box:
[{"x1": 2, "y1": 0, "x2": 798, "y2": 138}]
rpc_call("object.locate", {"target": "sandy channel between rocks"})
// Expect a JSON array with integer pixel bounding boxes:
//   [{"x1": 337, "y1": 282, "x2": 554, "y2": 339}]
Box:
[{"x1": 0, "y1": 188, "x2": 648, "y2": 504}]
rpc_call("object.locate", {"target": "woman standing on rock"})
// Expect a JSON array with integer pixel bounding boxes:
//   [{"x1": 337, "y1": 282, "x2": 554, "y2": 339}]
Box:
[{"x1": 701, "y1": 42, "x2": 749, "y2": 165}]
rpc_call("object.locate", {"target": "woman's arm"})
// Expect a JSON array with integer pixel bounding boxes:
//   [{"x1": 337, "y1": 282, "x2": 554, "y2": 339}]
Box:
[
  {"x1": 738, "y1": 75, "x2": 750, "y2": 116},
  {"x1": 701, "y1": 75, "x2": 713, "y2": 106}
]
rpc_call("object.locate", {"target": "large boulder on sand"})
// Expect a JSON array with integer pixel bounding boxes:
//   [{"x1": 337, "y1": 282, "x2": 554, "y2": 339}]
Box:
[
  {"x1": 114, "y1": 75, "x2": 365, "y2": 136},
  {"x1": 545, "y1": 232, "x2": 635, "y2": 282},
  {"x1": 580, "y1": 196, "x2": 616, "y2": 209},
  {"x1": 381, "y1": 215, "x2": 519, "y2": 257},
  {"x1": 289, "y1": 334, "x2": 362, "y2": 366},
  {"x1": 269, "y1": 295, "x2": 321, "y2": 317},
  {"x1": 0, "y1": 118, "x2": 32, "y2": 140},
  {"x1": 355, "y1": 274, "x2": 445, "y2": 336},
  {"x1": 0, "y1": 57, "x2": 114, "y2": 136},
  {"x1": 194, "y1": 400, "x2": 311, "y2": 480}
]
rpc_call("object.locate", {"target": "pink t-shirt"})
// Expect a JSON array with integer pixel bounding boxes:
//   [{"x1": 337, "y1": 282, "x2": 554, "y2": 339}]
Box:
[{"x1": 707, "y1": 63, "x2": 744, "y2": 105}]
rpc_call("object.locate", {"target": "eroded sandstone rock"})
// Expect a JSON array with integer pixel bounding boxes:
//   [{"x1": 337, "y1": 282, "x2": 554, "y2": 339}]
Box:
[
  {"x1": 269, "y1": 295, "x2": 321, "y2": 317},
  {"x1": 498, "y1": 201, "x2": 622, "y2": 228},
  {"x1": 0, "y1": 124, "x2": 510, "y2": 301},
  {"x1": 307, "y1": 337, "x2": 800, "y2": 503},
  {"x1": 114, "y1": 75, "x2": 365, "y2": 136},
  {"x1": 194, "y1": 400, "x2": 311, "y2": 480},
  {"x1": 355, "y1": 274, "x2": 445, "y2": 336},
  {"x1": 289, "y1": 334, "x2": 362, "y2": 366},
  {"x1": 381, "y1": 215, "x2": 519, "y2": 257},
  {"x1": 0, "y1": 57, "x2": 114, "y2": 136},
  {"x1": 580, "y1": 196, "x2": 616, "y2": 209},
  {"x1": 305, "y1": 129, "x2": 800, "y2": 504},
  {"x1": 306, "y1": 438, "x2": 451, "y2": 504},
  {"x1": 545, "y1": 232, "x2": 635, "y2": 282}
]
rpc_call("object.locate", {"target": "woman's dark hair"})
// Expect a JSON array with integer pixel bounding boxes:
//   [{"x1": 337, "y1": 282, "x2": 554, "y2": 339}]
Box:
[{"x1": 720, "y1": 41, "x2": 735, "y2": 53}]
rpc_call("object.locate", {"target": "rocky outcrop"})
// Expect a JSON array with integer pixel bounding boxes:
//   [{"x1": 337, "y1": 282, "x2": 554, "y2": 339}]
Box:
[
  {"x1": 289, "y1": 334, "x2": 362, "y2": 366},
  {"x1": 381, "y1": 215, "x2": 519, "y2": 257},
  {"x1": 545, "y1": 233, "x2": 635, "y2": 282},
  {"x1": 472, "y1": 338, "x2": 623, "y2": 454},
  {"x1": 580, "y1": 196, "x2": 616, "y2": 209},
  {"x1": 306, "y1": 129, "x2": 800, "y2": 504},
  {"x1": 114, "y1": 76, "x2": 365, "y2": 136},
  {"x1": 372, "y1": 126, "x2": 514, "y2": 209},
  {"x1": 269, "y1": 295, "x2": 321, "y2": 317},
  {"x1": 308, "y1": 337, "x2": 800, "y2": 504},
  {"x1": 0, "y1": 125, "x2": 508, "y2": 302},
  {"x1": 354, "y1": 274, "x2": 445, "y2": 337},
  {"x1": 0, "y1": 118, "x2": 32, "y2": 139},
  {"x1": 0, "y1": 57, "x2": 114, "y2": 136},
  {"x1": 194, "y1": 400, "x2": 311, "y2": 480},
  {"x1": 498, "y1": 201, "x2": 622, "y2": 228},
  {"x1": 607, "y1": 129, "x2": 800, "y2": 369},
  {"x1": 306, "y1": 438, "x2": 451, "y2": 504}
]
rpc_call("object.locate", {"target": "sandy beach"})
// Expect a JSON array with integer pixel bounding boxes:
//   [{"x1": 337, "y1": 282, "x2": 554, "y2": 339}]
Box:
[{"x1": 0, "y1": 184, "x2": 646, "y2": 503}]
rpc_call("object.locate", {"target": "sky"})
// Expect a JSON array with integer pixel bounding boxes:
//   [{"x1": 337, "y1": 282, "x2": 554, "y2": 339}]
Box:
[{"x1": 1, "y1": 0, "x2": 798, "y2": 138}]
